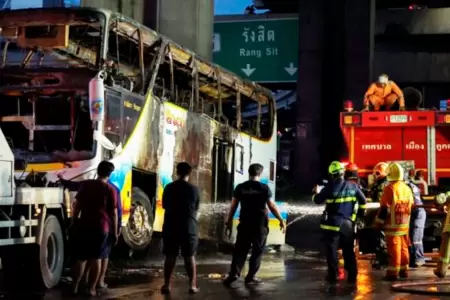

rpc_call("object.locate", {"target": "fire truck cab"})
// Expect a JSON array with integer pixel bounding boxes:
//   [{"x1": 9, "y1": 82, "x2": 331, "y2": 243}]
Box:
[{"x1": 340, "y1": 110, "x2": 450, "y2": 249}]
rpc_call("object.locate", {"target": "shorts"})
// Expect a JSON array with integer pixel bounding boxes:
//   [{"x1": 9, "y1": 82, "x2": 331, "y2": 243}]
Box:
[
  {"x1": 72, "y1": 229, "x2": 111, "y2": 261},
  {"x1": 163, "y1": 234, "x2": 198, "y2": 257}
]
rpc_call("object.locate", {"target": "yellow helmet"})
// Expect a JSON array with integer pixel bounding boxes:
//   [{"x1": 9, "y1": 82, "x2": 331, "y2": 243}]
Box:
[
  {"x1": 373, "y1": 162, "x2": 389, "y2": 178},
  {"x1": 386, "y1": 163, "x2": 404, "y2": 182},
  {"x1": 328, "y1": 161, "x2": 344, "y2": 175}
]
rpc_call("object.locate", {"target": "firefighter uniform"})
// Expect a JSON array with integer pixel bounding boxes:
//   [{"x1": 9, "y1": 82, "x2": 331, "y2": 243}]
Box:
[
  {"x1": 313, "y1": 161, "x2": 367, "y2": 284},
  {"x1": 434, "y1": 193, "x2": 450, "y2": 278},
  {"x1": 370, "y1": 162, "x2": 390, "y2": 269},
  {"x1": 375, "y1": 163, "x2": 414, "y2": 280},
  {"x1": 406, "y1": 180, "x2": 426, "y2": 267},
  {"x1": 371, "y1": 162, "x2": 389, "y2": 203}
]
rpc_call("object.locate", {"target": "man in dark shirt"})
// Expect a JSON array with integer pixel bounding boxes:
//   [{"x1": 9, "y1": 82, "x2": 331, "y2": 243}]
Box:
[
  {"x1": 161, "y1": 162, "x2": 200, "y2": 294},
  {"x1": 70, "y1": 161, "x2": 119, "y2": 296},
  {"x1": 58, "y1": 175, "x2": 122, "y2": 289},
  {"x1": 223, "y1": 163, "x2": 286, "y2": 287}
]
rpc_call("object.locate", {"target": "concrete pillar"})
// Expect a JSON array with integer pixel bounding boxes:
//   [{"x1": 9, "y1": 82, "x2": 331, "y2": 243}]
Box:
[
  {"x1": 147, "y1": 0, "x2": 214, "y2": 60},
  {"x1": 81, "y1": 0, "x2": 144, "y2": 24},
  {"x1": 344, "y1": 0, "x2": 374, "y2": 106},
  {"x1": 295, "y1": 0, "x2": 324, "y2": 190},
  {"x1": 295, "y1": 0, "x2": 373, "y2": 190},
  {"x1": 319, "y1": 0, "x2": 347, "y2": 171}
]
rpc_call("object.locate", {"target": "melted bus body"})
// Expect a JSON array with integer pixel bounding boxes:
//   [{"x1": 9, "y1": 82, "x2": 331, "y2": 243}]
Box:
[{"x1": 0, "y1": 8, "x2": 284, "y2": 288}]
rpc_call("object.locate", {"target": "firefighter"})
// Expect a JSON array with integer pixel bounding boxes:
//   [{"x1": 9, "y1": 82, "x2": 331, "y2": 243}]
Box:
[
  {"x1": 313, "y1": 161, "x2": 367, "y2": 284},
  {"x1": 434, "y1": 192, "x2": 450, "y2": 278},
  {"x1": 374, "y1": 163, "x2": 414, "y2": 281},
  {"x1": 404, "y1": 171, "x2": 426, "y2": 268},
  {"x1": 414, "y1": 170, "x2": 429, "y2": 195},
  {"x1": 369, "y1": 162, "x2": 391, "y2": 269},
  {"x1": 408, "y1": 169, "x2": 415, "y2": 182},
  {"x1": 371, "y1": 162, "x2": 389, "y2": 203},
  {"x1": 363, "y1": 74, "x2": 405, "y2": 111}
]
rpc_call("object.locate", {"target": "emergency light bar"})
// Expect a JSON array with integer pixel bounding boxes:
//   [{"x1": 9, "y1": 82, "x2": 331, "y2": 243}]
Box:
[
  {"x1": 437, "y1": 112, "x2": 450, "y2": 125},
  {"x1": 341, "y1": 113, "x2": 361, "y2": 127},
  {"x1": 341, "y1": 111, "x2": 436, "y2": 127}
]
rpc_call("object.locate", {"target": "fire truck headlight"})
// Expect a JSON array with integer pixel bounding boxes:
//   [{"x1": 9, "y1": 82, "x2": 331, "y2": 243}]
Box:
[{"x1": 436, "y1": 193, "x2": 447, "y2": 205}]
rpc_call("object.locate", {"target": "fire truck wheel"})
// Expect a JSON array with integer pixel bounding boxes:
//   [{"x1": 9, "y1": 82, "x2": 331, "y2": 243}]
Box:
[
  {"x1": 122, "y1": 187, "x2": 154, "y2": 251},
  {"x1": 38, "y1": 215, "x2": 64, "y2": 289}
]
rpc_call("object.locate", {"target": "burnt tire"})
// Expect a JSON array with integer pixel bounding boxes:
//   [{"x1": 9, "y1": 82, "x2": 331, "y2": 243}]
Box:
[{"x1": 122, "y1": 187, "x2": 154, "y2": 251}]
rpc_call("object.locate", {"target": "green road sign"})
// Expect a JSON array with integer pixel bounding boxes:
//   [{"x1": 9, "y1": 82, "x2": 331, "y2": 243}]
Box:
[{"x1": 213, "y1": 17, "x2": 298, "y2": 83}]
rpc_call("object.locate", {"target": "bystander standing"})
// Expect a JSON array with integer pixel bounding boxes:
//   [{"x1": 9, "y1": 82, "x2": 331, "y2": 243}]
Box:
[
  {"x1": 69, "y1": 161, "x2": 119, "y2": 296},
  {"x1": 160, "y1": 162, "x2": 200, "y2": 295},
  {"x1": 59, "y1": 169, "x2": 123, "y2": 290},
  {"x1": 223, "y1": 163, "x2": 286, "y2": 287}
]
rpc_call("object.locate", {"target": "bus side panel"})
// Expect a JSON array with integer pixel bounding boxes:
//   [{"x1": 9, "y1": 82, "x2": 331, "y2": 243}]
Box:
[
  {"x1": 435, "y1": 127, "x2": 450, "y2": 182},
  {"x1": 154, "y1": 103, "x2": 215, "y2": 237},
  {"x1": 352, "y1": 127, "x2": 403, "y2": 175},
  {"x1": 403, "y1": 127, "x2": 428, "y2": 175}
]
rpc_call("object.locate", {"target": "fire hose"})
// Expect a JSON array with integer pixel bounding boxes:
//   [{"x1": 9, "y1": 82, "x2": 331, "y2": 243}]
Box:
[{"x1": 391, "y1": 280, "x2": 450, "y2": 296}]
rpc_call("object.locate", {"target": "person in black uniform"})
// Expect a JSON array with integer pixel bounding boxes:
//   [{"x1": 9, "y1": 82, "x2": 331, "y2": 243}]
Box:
[
  {"x1": 313, "y1": 161, "x2": 367, "y2": 284},
  {"x1": 161, "y1": 162, "x2": 200, "y2": 295},
  {"x1": 223, "y1": 163, "x2": 286, "y2": 287}
]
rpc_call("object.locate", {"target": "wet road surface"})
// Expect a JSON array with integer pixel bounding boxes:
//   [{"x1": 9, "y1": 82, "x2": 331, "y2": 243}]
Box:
[
  {"x1": 1, "y1": 206, "x2": 448, "y2": 299},
  {"x1": 4, "y1": 251, "x2": 450, "y2": 299}
]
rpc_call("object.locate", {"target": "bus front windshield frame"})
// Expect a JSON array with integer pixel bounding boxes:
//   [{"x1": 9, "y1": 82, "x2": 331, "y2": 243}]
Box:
[
  {"x1": 0, "y1": 9, "x2": 106, "y2": 69},
  {"x1": 0, "y1": 9, "x2": 107, "y2": 166}
]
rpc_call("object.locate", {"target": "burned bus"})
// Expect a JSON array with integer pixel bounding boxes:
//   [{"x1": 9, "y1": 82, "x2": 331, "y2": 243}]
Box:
[{"x1": 0, "y1": 8, "x2": 283, "y2": 288}]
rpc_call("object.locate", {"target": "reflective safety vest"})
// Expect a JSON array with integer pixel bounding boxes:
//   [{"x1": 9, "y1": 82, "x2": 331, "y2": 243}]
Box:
[
  {"x1": 375, "y1": 181, "x2": 413, "y2": 236},
  {"x1": 443, "y1": 208, "x2": 450, "y2": 233},
  {"x1": 313, "y1": 180, "x2": 367, "y2": 232}
]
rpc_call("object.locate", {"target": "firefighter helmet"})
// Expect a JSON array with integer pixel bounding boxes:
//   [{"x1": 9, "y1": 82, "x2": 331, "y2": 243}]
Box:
[
  {"x1": 373, "y1": 162, "x2": 388, "y2": 178},
  {"x1": 328, "y1": 161, "x2": 344, "y2": 175},
  {"x1": 345, "y1": 163, "x2": 358, "y2": 172},
  {"x1": 344, "y1": 163, "x2": 359, "y2": 180},
  {"x1": 386, "y1": 162, "x2": 404, "y2": 182}
]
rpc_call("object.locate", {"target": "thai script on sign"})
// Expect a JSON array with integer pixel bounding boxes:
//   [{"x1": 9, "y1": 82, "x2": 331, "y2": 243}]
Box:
[
  {"x1": 242, "y1": 25, "x2": 275, "y2": 43},
  {"x1": 437, "y1": 144, "x2": 450, "y2": 152},
  {"x1": 405, "y1": 141, "x2": 425, "y2": 150},
  {"x1": 124, "y1": 100, "x2": 141, "y2": 112},
  {"x1": 361, "y1": 144, "x2": 392, "y2": 150},
  {"x1": 166, "y1": 116, "x2": 184, "y2": 128}
]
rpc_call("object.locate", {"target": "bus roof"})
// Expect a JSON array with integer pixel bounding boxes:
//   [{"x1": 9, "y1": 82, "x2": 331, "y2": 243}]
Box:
[{"x1": 0, "y1": 7, "x2": 273, "y2": 105}]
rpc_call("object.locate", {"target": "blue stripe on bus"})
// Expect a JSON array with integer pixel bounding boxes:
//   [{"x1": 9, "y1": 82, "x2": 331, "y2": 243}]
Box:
[{"x1": 109, "y1": 162, "x2": 132, "y2": 191}]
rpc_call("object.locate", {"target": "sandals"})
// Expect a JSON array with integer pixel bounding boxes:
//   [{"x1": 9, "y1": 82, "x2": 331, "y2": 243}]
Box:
[{"x1": 97, "y1": 283, "x2": 108, "y2": 289}]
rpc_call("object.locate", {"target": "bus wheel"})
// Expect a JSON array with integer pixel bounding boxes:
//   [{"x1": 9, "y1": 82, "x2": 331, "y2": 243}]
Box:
[
  {"x1": 38, "y1": 215, "x2": 65, "y2": 289},
  {"x1": 123, "y1": 187, "x2": 154, "y2": 251},
  {"x1": 2, "y1": 215, "x2": 64, "y2": 290}
]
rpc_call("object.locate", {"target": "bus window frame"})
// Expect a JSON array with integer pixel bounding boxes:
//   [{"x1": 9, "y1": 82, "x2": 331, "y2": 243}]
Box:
[
  {"x1": 137, "y1": 27, "x2": 145, "y2": 95},
  {"x1": 154, "y1": 43, "x2": 199, "y2": 111},
  {"x1": 106, "y1": 18, "x2": 144, "y2": 93},
  {"x1": 147, "y1": 40, "x2": 169, "y2": 102}
]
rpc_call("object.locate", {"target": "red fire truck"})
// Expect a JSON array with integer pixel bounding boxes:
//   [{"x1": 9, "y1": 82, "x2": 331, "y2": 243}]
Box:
[{"x1": 340, "y1": 110, "x2": 450, "y2": 250}]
